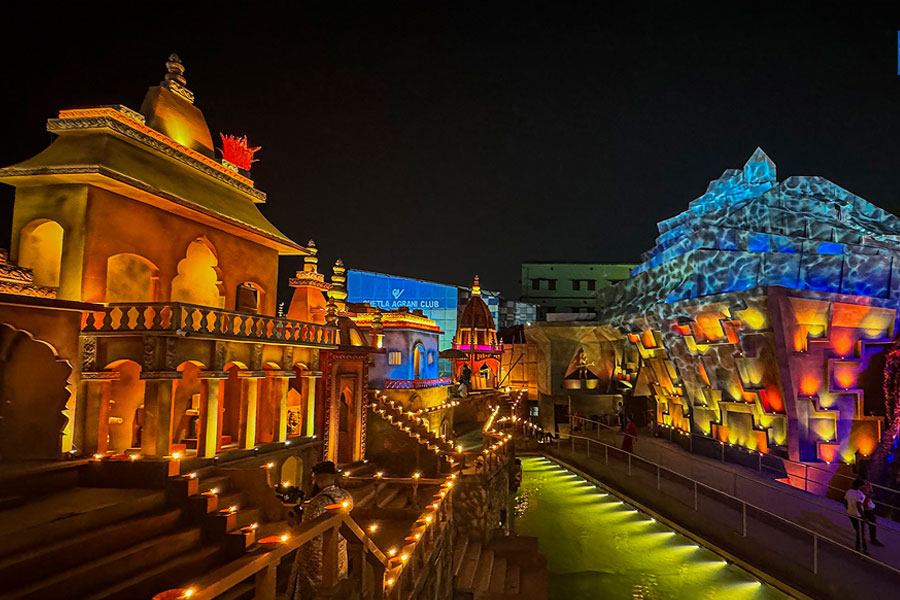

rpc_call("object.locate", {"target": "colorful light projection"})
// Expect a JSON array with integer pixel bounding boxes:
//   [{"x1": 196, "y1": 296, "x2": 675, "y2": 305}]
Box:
[{"x1": 601, "y1": 149, "x2": 900, "y2": 467}]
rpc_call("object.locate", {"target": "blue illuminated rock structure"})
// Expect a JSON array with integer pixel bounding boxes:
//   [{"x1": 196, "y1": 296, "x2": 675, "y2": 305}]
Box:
[{"x1": 531, "y1": 149, "x2": 900, "y2": 484}]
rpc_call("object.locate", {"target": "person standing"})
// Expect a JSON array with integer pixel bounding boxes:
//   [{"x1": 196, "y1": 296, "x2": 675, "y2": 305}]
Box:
[
  {"x1": 862, "y1": 480, "x2": 884, "y2": 547},
  {"x1": 622, "y1": 415, "x2": 637, "y2": 454},
  {"x1": 844, "y1": 478, "x2": 868, "y2": 554},
  {"x1": 289, "y1": 461, "x2": 355, "y2": 598},
  {"x1": 459, "y1": 363, "x2": 472, "y2": 398},
  {"x1": 617, "y1": 402, "x2": 625, "y2": 430}
]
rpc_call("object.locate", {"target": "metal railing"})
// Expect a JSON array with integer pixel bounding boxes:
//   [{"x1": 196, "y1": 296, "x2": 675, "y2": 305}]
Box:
[
  {"x1": 572, "y1": 414, "x2": 900, "y2": 517},
  {"x1": 554, "y1": 427, "x2": 900, "y2": 581}
]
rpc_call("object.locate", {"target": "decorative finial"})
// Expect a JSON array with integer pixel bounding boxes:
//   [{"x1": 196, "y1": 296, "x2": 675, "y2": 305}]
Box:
[
  {"x1": 325, "y1": 297, "x2": 338, "y2": 326},
  {"x1": 329, "y1": 260, "x2": 348, "y2": 306},
  {"x1": 472, "y1": 275, "x2": 481, "y2": 297},
  {"x1": 307, "y1": 239, "x2": 317, "y2": 249},
  {"x1": 165, "y1": 54, "x2": 187, "y2": 86},
  {"x1": 372, "y1": 308, "x2": 384, "y2": 332},
  {"x1": 161, "y1": 53, "x2": 194, "y2": 103}
]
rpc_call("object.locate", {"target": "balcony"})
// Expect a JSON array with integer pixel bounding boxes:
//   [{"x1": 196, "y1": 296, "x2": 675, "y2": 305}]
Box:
[
  {"x1": 451, "y1": 342, "x2": 503, "y2": 352},
  {"x1": 383, "y1": 378, "x2": 452, "y2": 389},
  {"x1": 81, "y1": 302, "x2": 338, "y2": 347}
]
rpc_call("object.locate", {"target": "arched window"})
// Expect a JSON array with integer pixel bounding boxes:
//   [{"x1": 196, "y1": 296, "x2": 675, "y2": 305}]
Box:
[
  {"x1": 106, "y1": 253, "x2": 159, "y2": 303},
  {"x1": 413, "y1": 343, "x2": 425, "y2": 378},
  {"x1": 18, "y1": 219, "x2": 64, "y2": 287},
  {"x1": 171, "y1": 239, "x2": 224, "y2": 307}
]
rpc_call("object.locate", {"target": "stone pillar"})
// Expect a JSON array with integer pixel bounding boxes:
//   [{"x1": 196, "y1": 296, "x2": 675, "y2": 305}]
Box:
[
  {"x1": 199, "y1": 371, "x2": 227, "y2": 458},
  {"x1": 272, "y1": 374, "x2": 294, "y2": 443},
  {"x1": 303, "y1": 372, "x2": 321, "y2": 438},
  {"x1": 240, "y1": 373, "x2": 264, "y2": 449},
  {"x1": 140, "y1": 373, "x2": 181, "y2": 457},
  {"x1": 79, "y1": 373, "x2": 119, "y2": 454}
]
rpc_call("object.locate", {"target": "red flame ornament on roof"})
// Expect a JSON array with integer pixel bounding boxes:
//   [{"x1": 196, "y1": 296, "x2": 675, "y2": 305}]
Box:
[{"x1": 219, "y1": 134, "x2": 261, "y2": 171}]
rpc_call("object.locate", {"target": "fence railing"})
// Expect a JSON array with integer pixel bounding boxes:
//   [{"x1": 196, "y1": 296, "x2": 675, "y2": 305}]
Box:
[
  {"x1": 554, "y1": 428, "x2": 900, "y2": 581},
  {"x1": 571, "y1": 414, "x2": 900, "y2": 517},
  {"x1": 82, "y1": 302, "x2": 338, "y2": 347},
  {"x1": 183, "y1": 509, "x2": 387, "y2": 600}
]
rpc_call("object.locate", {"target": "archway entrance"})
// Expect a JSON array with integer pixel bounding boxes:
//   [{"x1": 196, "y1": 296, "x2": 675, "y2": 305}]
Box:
[
  {"x1": 280, "y1": 455, "x2": 303, "y2": 487},
  {"x1": 104, "y1": 360, "x2": 145, "y2": 455},
  {"x1": 413, "y1": 343, "x2": 424, "y2": 379},
  {"x1": 0, "y1": 325, "x2": 71, "y2": 460},
  {"x1": 338, "y1": 389, "x2": 355, "y2": 464},
  {"x1": 221, "y1": 363, "x2": 247, "y2": 450},
  {"x1": 172, "y1": 362, "x2": 204, "y2": 456}
]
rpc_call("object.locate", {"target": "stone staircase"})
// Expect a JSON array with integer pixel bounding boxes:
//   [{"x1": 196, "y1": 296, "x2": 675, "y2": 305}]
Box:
[
  {"x1": 452, "y1": 534, "x2": 547, "y2": 600},
  {"x1": 0, "y1": 468, "x2": 272, "y2": 600},
  {"x1": 374, "y1": 399, "x2": 457, "y2": 457}
]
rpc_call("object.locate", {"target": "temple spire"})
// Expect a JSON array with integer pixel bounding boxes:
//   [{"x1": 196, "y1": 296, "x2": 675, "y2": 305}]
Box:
[
  {"x1": 160, "y1": 53, "x2": 194, "y2": 103},
  {"x1": 471, "y1": 275, "x2": 481, "y2": 297}
]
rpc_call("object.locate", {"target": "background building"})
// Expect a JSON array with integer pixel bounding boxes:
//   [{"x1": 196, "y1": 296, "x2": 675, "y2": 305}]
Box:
[
  {"x1": 498, "y1": 298, "x2": 538, "y2": 328},
  {"x1": 347, "y1": 269, "x2": 502, "y2": 350},
  {"x1": 520, "y1": 261, "x2": 635, "y2": 316}
]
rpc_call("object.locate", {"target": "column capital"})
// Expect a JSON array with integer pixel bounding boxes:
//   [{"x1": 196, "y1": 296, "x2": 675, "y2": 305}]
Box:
[
  {"x1": 81, "y1": 371, "x2": 121, "y2": 381},
  {"x1": 237, "y1": 370, "x2": 267, "y2": 378},
  {"x1": 198, "y1": 370, "x2": 229, "y2": 380},
  {"x1": 302, "y1": 370, "x2": 324, "y2": 379},
  {"x1": 265, "y1": 370, "x2": 297, "y2": 378},
  {"x1": 140, "y1": 371, "x2": 183, "y2": 380}
]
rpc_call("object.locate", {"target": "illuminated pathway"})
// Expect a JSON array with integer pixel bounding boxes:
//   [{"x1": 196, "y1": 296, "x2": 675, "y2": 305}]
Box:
[{"x1": 514, "y1": 457, "x2": 790, "y2": 600}]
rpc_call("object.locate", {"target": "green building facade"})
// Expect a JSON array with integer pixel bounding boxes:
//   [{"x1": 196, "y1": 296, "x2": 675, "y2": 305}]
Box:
[{"x1": 520, "y1": 262, "x2": 635, "y2": 316}]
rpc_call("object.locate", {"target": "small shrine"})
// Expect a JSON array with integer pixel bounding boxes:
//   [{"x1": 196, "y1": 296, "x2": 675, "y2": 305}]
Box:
[{"x1": 452, "y1": 276, "x2": 502, "y2": 389}]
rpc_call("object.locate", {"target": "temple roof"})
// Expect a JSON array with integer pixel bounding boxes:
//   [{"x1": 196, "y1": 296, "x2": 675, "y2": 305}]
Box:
[
  {"x1": 0, "y1": 56, "x2": 306, "y2": 255},
  {"x1": 457, "y1": 276, "x2": 496, "y2": 332}
]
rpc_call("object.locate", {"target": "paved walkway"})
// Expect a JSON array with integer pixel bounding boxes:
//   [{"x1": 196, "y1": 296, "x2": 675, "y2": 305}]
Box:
[{"x1": 557, "y1": 422, "x2": 900, "y2": 573}]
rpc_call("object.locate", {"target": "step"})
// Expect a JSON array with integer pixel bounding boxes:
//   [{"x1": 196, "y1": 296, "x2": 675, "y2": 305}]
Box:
[
  {"x1": 0, "y1": 488, "x2": 167, "y2": 559},
  {"x1": 488, "y1": 556, "x2": 507, "y2": 593},
  {"x1": 456, "y1": 540, "x2": 482, "y2": 590},
  {"x1": 517, "y1": 560, "x2": 548, "y2": 600},
  {"x1": 375, "y1": 486, "x2": 401, "y2": 509},
  {"x1": 83, "y1": 544, "x2": 223, "y2": 600},
  {"x1": 504, "y1": 563, "x2": 520, "y2": 595},
  {"x1": 199, "y1": 475, "x2": 232, "y2": 495},
  {"x1": 10, "y1": 527, "x2": 206, "y2": 599},
  {"x1": 235, "y1": 507, "x2": 262, "y2": 530},
  {"x1": 472, "y1": 549, "x2": 494, "y2": 592},
  {"x1": 453, "y1": 536, "x2": 470, "y2": 576},
  {"x1": 0, "y1": 507, "x2": 183, "y2": 588}
]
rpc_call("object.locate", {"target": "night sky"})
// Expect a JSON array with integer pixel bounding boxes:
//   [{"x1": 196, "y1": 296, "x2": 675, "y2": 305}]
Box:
[{"x1": 2, "y1": 3, "x2": 900, "y2": 299}]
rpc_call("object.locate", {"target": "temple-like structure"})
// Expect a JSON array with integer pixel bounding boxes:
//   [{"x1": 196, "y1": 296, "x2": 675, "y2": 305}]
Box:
[
  {"x1": 530, "y1": 149, "x2": 900, "y2": 482},
  {"x1": 452, "y1": 276, "x2": 503, "y2": 389},
  {"x1": 0, "y1": 55, "x2": 346, "y2": 465}
]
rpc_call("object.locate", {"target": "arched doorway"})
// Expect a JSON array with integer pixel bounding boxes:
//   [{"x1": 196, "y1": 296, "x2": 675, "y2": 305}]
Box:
[
  {"x1": 280, "y1": 455, "x2": 304, "y2": 487},
  {"x1": 221, "y1": 362, "x2": 248, "y2": 450},
  {"x1": 104, "y1": 360, "x2": 145, "y2": 454},
  {"x1": 171, "y1": 238, "x2": 225, "y2": 308},
  {"x1": 413, "y1": 343, "x2": 425, "y2": 379},
  {"x1": 338, "y1": 389, "x2": 355, "y2": 464},
  {"x1": 0, "y1": 324, "x2": 71, "y2": 460},
  {"x1": 18, "y1": 219, "x2": 64, "y2": 288},
  {"x1": 172, "y1": 361, "x2": 204, "y2": 455}
]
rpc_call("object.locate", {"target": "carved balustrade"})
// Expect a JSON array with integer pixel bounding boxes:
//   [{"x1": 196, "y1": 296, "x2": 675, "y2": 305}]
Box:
[{"x1": 81, "y1": 302, "x2": 338, "y2": 347}]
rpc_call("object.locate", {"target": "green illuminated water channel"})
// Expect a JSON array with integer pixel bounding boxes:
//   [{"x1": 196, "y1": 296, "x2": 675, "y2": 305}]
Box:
[{"x1": 513, "y1": 457, "x2": 791, "y2": 600}]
